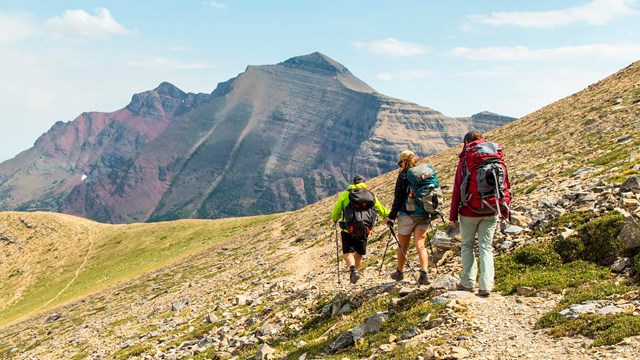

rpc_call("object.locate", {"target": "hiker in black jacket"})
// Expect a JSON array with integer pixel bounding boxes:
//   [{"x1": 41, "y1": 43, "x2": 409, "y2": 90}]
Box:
[{"x1": 383, "y1": 150, "x2": 431, "y2": 285}]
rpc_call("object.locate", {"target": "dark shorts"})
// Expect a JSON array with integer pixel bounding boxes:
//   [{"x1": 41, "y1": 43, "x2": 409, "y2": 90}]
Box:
[{"x1": 341, "y1": 232, "x2": 367, "y2": 255}]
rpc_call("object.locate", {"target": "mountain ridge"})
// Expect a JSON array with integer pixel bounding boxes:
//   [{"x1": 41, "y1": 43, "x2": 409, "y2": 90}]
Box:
[{"x1": 0, "y1": 52, "x2": 515, "y2": 223}]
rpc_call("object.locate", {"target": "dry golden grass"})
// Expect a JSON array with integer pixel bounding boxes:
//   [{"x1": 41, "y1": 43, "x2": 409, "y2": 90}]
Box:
[{"x1": 0, "y1": 211, "x2": 276, "y2": 327}]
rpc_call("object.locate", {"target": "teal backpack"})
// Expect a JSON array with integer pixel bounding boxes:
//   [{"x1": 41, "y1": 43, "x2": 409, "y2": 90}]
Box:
[{"x1": 404, "y1": 164, "x2": 443, "y2": 218}]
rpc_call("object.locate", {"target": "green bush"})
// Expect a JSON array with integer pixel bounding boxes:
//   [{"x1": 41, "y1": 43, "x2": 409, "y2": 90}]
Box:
[
  {"x1": 512, "y1": 243, "x2": 562, "y2": 267},
  {"x1": 578, "y1": 212, "x2": 625, "y2": 266},
  {"x1": 632, "y1": 252, "x2": 640, "y2": 275},
  {"x1": 544, "y1": 211, "x2": 594, "y2": 234},
  {"x1": 553, "y1": 235, "x2": 586, "y2": 263}
]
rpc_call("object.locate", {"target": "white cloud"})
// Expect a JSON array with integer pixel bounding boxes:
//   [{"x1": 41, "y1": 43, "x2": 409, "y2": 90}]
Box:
[
  {"x1": 125, "y1": 57, "x2": 216, "y2": 70},
  {"x1": 45, "y1": 8, "x2": 133, "y2": 39},
  {"x1": 0, "y1": 12, "x2": 39, "y2": 42},
  {"x1": 468, "y1": 0, "x2": 640, "y2": 28},
  {"x1": 450, "y1": 43, "x2": 640, "y2": 61},
  {"x1": 204, "y1": 1, "x2": 228, "y2": 9},
  {"x1": 353, "y1": 38, "x2": 427, "y2": 56},
  {"x1": 377, "y1": 70, "x2": 431, "y2": 81}
]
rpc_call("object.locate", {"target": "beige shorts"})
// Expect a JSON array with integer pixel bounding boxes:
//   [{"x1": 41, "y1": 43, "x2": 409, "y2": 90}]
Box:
[{"x1": 397, "y1": 214, "x2": 429, "y2": 236}]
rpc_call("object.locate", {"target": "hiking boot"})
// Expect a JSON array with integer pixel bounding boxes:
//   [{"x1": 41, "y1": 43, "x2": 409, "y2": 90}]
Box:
[
  {"x1": 456, "y1": 283, "x2": 473, "y2": 292},
  {"x1": 418, "y1": 270, "x2": 430, "y2": 285},
  {"x1": 349, "y1": 267, "x2": 359, "y2": 284},
  {"x1": 390, "y1": 269, "x2": 404, "y2": 281},
  {"x1": 477, "y1": 289, "x2": 491, "y2": 297}
]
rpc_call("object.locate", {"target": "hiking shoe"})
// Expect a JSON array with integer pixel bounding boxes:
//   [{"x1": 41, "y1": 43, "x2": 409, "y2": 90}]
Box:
[
  {"x1": 390, "y1": 269, "x2": 404, "y2": 281},
  {"x1": 418, "y1": 270, "x2": 430, "y2": 285},
  {"x1": 456, "y1": 283, "x2": 473, "y2": 292},
  {"x1": 349, "y1": 269, "x2": 360, "y2": 284},
  {"x1": 477, "y1": 289, "x2": 491, "y2": 297}
]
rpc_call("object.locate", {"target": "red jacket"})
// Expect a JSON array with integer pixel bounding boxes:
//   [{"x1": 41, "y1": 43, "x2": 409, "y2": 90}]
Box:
[{"x1": 449, "y1": 141, "x2": 498, "y2": 221}]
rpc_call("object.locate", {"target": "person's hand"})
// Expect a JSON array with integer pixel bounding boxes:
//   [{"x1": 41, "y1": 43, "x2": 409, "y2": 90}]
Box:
[{"x1": 449, "y1": 221, "x2": 458, "y2": 229}]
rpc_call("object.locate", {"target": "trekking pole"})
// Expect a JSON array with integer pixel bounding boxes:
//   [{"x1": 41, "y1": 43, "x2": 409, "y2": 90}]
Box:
[
  {"x1": 334, "y1": 223, "x2": 341, "y2": 285},
  {"x1": 387, "y1": 223, "x2": 419, "y2": 284},
  {"x1": 378, "y1": 222, "x2": 394, "y2": 275},
  {"x1": 426, "y1": 220, "x2": 439, "y2": 274}
]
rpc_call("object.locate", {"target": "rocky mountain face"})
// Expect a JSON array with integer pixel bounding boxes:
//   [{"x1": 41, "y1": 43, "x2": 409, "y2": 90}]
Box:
[
  {"x1": 1, "y1": 60, "x2": 639, "y2": 359},
  {"x1": 0, "y1": 52, "x2": 514, "y2": 224}
]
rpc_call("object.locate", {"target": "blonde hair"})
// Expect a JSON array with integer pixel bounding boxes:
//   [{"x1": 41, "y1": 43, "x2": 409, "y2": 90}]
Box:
[{"x1": 399, "y1": 153, "x2": 418, "y2": 172}]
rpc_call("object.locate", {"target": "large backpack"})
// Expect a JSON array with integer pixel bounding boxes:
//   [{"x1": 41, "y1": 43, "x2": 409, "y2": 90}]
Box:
[
  {"x1": 404, "y1": 164, "x2": 443, "y2": 218},
  {"x1": 460, "y1": 140, "x2": 512, "y2": 217},
  {"x1": 341, "y1": 188, "x2": 378, "y2": 238}
]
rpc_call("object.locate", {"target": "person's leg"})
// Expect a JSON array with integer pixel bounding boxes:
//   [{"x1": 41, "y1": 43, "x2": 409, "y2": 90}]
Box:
[
  {"x1": 343, "y1": 252, "x2": 355, "y2": 267},
  {"x1": 349, "y1": 237, "x2": 367, "y2": 284},
  {"x1": 413, "y1": 225, "x2": 429, "y2": 271},
  {"x1": 341, "y1": 232, "x2": 356, "y2": 267},
  {"x1": 414, "y1": 224, "x2": 432, "y2": 284},
  {"x1": 353, "y1": 253, "x2": 362, "y2": 269},
  {"x1": 395, "y1": 215, "x2": 414, "y2": 271},
  {"x1": 353, "y1": 236, "x2": 367, "y2": 270},
  {"x1": 477, "y1": 215, "x2": 498, "y2": 292},
  {"x1": 396, "y1": 233, "x2": 411, "y2": 270},
  {"x1": 459, "y1": 215, "x2": 480, "y2": 289}
]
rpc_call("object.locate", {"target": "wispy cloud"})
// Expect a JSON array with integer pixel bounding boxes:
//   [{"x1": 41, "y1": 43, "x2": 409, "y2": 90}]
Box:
[
  {"x1": 0, "y1": 12, "x2": 39, "y2": 42},
  {"x1": 468, "y1": 0, "x2": 640, "y2": 28},
  {"x1": 45, "y1": 8, "x2": 133, "y2": 39},
  {"x1": 125, "y1": 57, "x2": 216, "y2": 70},
  {"x1": 353, "y1": 38, "x2": 427, "y2": 56},
  {"x1": 377, "y1": 70, "x2": 431, "y2": 81},
  {"x1": 204, "y1": 1, "x2": 228, "y2": 9},
  {"x1": 449, "y1": 43, "x2": 640, "y2": 61}
]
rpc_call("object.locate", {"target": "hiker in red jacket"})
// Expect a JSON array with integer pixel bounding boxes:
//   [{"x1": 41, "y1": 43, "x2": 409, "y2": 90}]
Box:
[{"x1": 450, "y1": 130, "x2": 510, "y2": 297}]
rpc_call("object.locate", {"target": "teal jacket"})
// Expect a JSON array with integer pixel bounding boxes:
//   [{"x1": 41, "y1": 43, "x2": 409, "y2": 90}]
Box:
[{"x1": 331, "y1": 183, "x2": 390, "y2": 227}]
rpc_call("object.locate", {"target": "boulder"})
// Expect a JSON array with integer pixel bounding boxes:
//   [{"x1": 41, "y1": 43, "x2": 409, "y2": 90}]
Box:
[
  {"x1": 255, "y1": 343, "x2": 276, "y2": 360},
  {"x1": 430, "y1": 275, "x2": 459, "y2": 291},
  {"x1": 171, "y1": 299, "x2": 189, "y2": 311},
  {"x1": 328, "y1": 312, "x2": 388, "y2": 353},
  {"x1": 620, "y1": 176, "x2": 640, "y2": 194},
  {"x1": 617, "y1": 208, "x2": 640, "y2": 249},
  {"x1": 431, "y1": 230, "x2": 458, "y2": 250},
  {"x1": 611, "y1": 257, "x2": 631, "y2": 273}
]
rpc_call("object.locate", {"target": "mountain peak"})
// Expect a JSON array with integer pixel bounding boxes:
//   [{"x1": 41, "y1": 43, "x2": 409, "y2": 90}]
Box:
[
  {"x1": 154, "y1": 82, "x2": 187, "y2": 99},
  {"x1": 280, "y1": 52, "x2": 349, "y2": 74}
]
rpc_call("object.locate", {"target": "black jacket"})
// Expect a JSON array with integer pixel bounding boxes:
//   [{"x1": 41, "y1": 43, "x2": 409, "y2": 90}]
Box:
[{"x1": 389, "y1": 171, "x2": 409, "y2": 220}]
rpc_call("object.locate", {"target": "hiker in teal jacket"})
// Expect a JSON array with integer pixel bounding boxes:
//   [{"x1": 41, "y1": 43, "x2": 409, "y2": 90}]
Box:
[{"x1": 331, "y1": 175, "x2": 390, "y2": 284}]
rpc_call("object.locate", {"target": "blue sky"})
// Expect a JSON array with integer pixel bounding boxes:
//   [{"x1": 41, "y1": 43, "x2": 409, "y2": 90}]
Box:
[{"x1": 1, "y1": 0, "x2": 639, "y2": 162}]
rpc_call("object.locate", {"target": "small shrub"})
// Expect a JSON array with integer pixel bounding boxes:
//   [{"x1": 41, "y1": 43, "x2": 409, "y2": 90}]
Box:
[
  {"x1": 522, "y1": 180, "x2": 542, "y2": 195},
  {"x1": 578, "y1": 212, "x2": 625, "y2": 266},
  {"x1": 553, "y1": 235, "x2": 586, "y2": 263},
  {"x1": 512, "y1": 243, "x2": 562, "y2": 267},
  {"x1": 632, "y1": 252, "x2": 640, "y2": 275},
  {"x1": 545, "y1": 313, "x2": 640, "y2": 347},
  {"x1": 495, "y1": 259, "x2": 610, "y2": 295},
  {"x1": 544, "y1": 211, "x2": 594, "y2": 234}
]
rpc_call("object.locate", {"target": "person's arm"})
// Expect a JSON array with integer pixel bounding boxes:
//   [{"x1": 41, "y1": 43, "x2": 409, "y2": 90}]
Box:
[
  {"x1": 374, "y1": 197, "x2": 390, "y2": 219},
  {"x1": 331, "y1": 191, "x2": 348, "y2": 222},
  {"x1": 449, "y1": 158, "x2": 464, "y2": 223},
  {"x1": 388, "y1": 173, "x2": 406, "y2": 220}
]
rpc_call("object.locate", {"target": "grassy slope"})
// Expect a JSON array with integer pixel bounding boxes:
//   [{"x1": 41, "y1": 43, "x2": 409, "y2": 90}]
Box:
[
  {"x1": 0, "y1": 60, "x2": 638, "y2": 357},
  {"x1": 0, "y1": 211, "x2": 277, "y2": 327}
]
